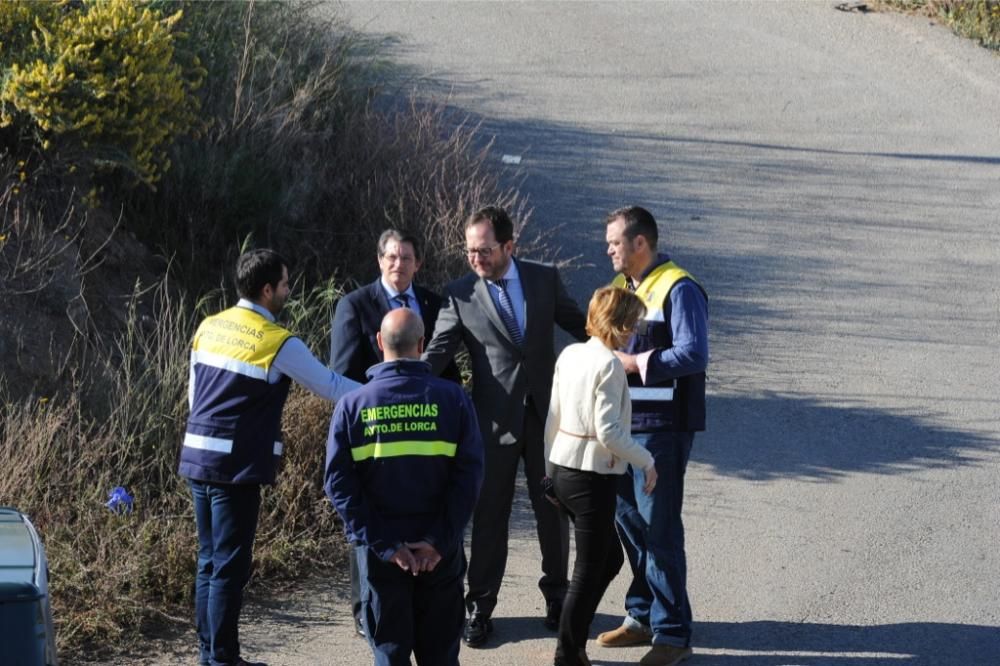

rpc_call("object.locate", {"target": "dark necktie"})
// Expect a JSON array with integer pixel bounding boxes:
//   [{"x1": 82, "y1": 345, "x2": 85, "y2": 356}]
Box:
[
  {"x1": 494, "y1": 279, "x2": 523, "y2": 346},
  {"x1": 394, "y1": 293, "x2": 410, "y2": 309}
]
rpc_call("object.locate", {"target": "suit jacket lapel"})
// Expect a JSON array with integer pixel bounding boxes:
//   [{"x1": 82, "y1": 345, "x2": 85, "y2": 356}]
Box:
[
  {"x1": 370, "y1": 280, "x2": 392, "y2": 315},
  {"x1": 413, "y1": 285, "x2": 435, "y2": 332},
  {"x1": 473, "y1": 277, "x2": 517, "y2": 347}
]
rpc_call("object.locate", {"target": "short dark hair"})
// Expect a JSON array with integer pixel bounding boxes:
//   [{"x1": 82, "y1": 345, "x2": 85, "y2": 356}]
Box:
[
  {"x1": 236, "y1": 249, "x2": 288, "y2": 300},
  {"x1": 606, "y1": 206, "x2": 658, "y2": 248},
  {"x1": 466, "y1": 205, "x2": 514, "y2": 244},
  {"x1": 377, "y1": 228, "x2": 422, "y2": 260}
]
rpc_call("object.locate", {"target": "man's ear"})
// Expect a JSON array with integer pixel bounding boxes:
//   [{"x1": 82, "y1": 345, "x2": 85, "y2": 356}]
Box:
[
  {"x1": 258, "y1": 282, "x2": 274, "y2": 307},
  {"x1": 376, "y1": 331, "x2": 385, "y2": 352},
  {"x1": 417, "y1": 336, "x2": 425, "y2": 355}
]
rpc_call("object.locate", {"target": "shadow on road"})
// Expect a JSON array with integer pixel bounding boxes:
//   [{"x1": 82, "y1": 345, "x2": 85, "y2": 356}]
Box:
[
  {"x1": 698, "y1": 393, "x2": 995, "y2": 481},
  {"x1": 586, "y1": 614, "x2": 1000, "y2": 665}
]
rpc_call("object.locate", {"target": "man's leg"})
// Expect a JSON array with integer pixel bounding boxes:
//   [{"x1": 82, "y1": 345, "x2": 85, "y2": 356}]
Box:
[
  {"x1": 413, "y1": 547, "x2": 466, "y2": 666},
  {"x1": 349, "y1": 548, "x2": 364, "y2": 635},
  {"x1": 465, "y1": 441, "x2": 521, "y2": 620},
  {"x1": 202, "y1": 482, "x2": 261, "y2": 666},
  {"x1": 641, "y1": 432, "x2": 694, "y2": 648},
  {"x1": 357, "y1": 545, "x2": 415, "y2": 666},
  {"x1": 613, "y1": 439, "x2": 655, "y2": 635},
  {"x1": 189, "y1": 481, "x2": 214, "y2": 666},
  {"x1": 521, "y1": 406, "x2": 570, "y2": 608}
]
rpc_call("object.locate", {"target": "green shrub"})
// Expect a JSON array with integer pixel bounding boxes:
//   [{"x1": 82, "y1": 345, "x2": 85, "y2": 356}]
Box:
[{"x1": 0, "y1": 0, "x2": 203, "y2": 188}]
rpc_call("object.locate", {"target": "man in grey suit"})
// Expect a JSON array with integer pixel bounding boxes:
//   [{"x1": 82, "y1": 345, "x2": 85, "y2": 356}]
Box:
[{"x1": 423, "y1": 205, "x2": 587, "y2": 648}]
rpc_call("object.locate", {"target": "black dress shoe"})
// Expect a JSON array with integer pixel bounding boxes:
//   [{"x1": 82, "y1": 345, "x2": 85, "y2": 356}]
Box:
[
  {"x1": 354, "y1": 615, "x2": 366, "y2": 638},
  {"x1": 463, "y1": 614, "x2": 493, "y2": 648},
  {"x1": 544, "y1": 600, "x2": 562, "y2": 631}
]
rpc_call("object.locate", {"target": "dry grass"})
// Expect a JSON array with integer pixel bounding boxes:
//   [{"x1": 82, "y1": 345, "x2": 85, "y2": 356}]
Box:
[{"x1": 875, "y1": 0, "x2": 1000, "y2": 50}]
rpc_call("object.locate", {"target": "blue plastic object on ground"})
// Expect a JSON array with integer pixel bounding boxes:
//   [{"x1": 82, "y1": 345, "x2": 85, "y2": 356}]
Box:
[{"x1": 106, "y1": 486, "x2": 134, "y2": 514}]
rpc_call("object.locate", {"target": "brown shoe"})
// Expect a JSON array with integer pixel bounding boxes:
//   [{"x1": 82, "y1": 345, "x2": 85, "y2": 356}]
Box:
[
  {"x1": 595, "y1": 625, "x2": 651, "y2": 647},
  {"x1": 638, "y1": 644, "x2": 693, "y2": 666}
]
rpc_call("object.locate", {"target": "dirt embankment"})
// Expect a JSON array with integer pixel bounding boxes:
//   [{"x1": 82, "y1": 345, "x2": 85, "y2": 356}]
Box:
[{"x1": 1, "y1": 207, "x2": 162, "y2": 402}]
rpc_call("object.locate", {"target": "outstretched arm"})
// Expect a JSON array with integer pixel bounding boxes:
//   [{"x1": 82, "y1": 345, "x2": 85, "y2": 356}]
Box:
[{"x1": 422, "y1": 289, "x2": 464, "y2": 376}]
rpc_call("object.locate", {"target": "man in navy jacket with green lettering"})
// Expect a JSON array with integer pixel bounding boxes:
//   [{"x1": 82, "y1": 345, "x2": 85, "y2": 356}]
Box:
[{"x1": 325, "y1": 308, "x2": 484, "y2": 666}]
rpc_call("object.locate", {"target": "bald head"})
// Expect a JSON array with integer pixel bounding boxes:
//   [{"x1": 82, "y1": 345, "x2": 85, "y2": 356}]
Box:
[{"x1": 377, "y1": 307, "x2": 425, "y2": 360}]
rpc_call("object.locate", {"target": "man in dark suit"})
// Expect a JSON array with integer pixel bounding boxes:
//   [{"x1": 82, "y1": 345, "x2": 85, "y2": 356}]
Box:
[
  {"x1": 330, "y1": 228, "x2": 458, "y2": 636},
  {"x1": 422, "y1": 206, "x2": 588, "y2": 648}
]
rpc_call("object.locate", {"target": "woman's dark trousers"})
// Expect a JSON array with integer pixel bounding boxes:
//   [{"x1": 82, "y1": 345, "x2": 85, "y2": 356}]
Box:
[{"x1": 551, "y1": 464, "x2": 624, "y2": 666}]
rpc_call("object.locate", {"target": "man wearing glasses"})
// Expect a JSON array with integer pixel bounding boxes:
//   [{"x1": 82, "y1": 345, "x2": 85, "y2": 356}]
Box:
[
  {"x1": 330, "y1": 228, "x2": 459, "y2": 636},
  {"x1": 422, "y1": 206, "x2": 587, "y2": 648}
]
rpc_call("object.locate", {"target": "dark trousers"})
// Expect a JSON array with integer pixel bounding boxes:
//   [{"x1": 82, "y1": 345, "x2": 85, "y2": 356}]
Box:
[
  {"x1": 189, "y1": 480, "x2": 262, "y2": 666},
  {"x1": 551, "y1": 465, "x2": 624, "y2": 666},
  {"x1": 350, "y1": 548, "x2": 362, "y2": 625},
  {"x1": 616, "y1": 431, "x2": 694, "y2": 647},
  {"x1": 466, "y1": 406, "x2": 569, "y2": 618},
  {"x1": 357, "y1": 544, "x2": 467, "y2": 666}
]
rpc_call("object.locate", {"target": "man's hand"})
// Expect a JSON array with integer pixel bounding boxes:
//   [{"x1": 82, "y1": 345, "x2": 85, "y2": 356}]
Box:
[
  {"x1": 405, "y1": 541, "x2": 442, "y2": 573},
  {"x1": 390, "y1": 545, "x2": 420, "y2": 574},
  {"x1": 613, "y1": 350, "x2": 640, "y2": 374}
]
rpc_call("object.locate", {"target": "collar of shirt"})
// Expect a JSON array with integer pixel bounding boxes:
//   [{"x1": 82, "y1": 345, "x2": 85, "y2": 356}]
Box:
[
  {"x1": 380, "y1": 278, "x2": 417, "y2": 302},
  {"x1": 632, "y1": 253, "x2": 673, "y2": 285},
  {"x1": 486, "y1": 256, "x2": 521, "y2": 287},
  {"x1": 366, "y1": 358, "x2": 432, "y2": 381},
  {"x1": 237, "y1": 298, "x2": 275, "y2": 322}
]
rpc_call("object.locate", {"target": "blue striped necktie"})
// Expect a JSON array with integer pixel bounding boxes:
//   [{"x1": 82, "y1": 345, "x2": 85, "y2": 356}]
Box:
[
  {"x1": 394, "y1": 293, "x2": 410, "y2": 309},
  {"x1": 494, "y1": 279, "x2": 523, "y2": 346}
]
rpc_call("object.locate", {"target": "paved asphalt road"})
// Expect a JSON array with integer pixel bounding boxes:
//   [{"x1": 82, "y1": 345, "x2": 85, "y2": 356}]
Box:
[{"x1": 100, "y1": 2, "x2": 1000, "y2": 665}]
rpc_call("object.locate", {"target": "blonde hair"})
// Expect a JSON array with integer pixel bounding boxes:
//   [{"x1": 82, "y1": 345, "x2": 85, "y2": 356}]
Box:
[{"x1": 586, "y1": 286, "x2": 646, "y2": 348}]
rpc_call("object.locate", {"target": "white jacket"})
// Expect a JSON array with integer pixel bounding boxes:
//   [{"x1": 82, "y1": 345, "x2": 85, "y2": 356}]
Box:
[{"x1": 544, "y1": 337, "x2": 655, "y2": 476}]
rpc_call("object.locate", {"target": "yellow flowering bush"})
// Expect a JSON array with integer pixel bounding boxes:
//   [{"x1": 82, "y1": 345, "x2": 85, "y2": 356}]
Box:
[{"x1": 0, "y1": 0, "x2": 203, "y2": 187}]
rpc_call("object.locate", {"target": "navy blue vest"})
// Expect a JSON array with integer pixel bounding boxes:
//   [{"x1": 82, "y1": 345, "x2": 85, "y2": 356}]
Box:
[
  {"x1": 178, "y1": 306, "x2": 293, "y2": 485},
  {"x1": 614, "y1": 260, "x2": 707, "y2": 433}
]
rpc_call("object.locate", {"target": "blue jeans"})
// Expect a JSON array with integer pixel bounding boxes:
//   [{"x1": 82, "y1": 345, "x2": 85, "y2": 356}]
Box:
[
  {"x1": 357, "y1": 544, "x2": 466, "y2": 666},
  {"x1": 615, "y1": 431, "x2": 694, "y2": 648},
  {"x1": 189, "y1": 480, "x2": 262, "y2": 666}
]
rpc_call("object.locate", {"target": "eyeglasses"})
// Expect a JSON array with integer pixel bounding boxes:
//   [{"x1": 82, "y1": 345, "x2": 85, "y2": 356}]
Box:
[
  {"x1": 466, "y1": 244, "x2": 500, "y2": 259},
  {"x1": 380, "y1": 253, "x2": 416, "y2": 264}
]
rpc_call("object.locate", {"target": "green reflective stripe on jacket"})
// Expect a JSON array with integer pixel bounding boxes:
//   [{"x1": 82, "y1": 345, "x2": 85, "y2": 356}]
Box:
[{"x1": 351, "y1": 440, "x2": 458, "y2": 462}]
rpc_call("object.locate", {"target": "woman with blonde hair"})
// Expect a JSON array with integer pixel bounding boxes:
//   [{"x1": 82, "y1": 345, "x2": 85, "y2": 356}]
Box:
[{"x1": 544, "y1": 286, "x2": 658, "y2": 666}]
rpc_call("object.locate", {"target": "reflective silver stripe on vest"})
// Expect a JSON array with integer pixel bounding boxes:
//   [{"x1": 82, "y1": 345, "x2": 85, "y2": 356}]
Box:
[
  {"x1": 629, "y1": 386, "x2": 675, "y2": 401},
  {"x1": 191, "y1": 349, "x2": 268, "y2": 381},
  {"x1": 183, "y1": 435, "x2": 284, "y2": 456},
  {"x1": 183, "y1": 433, "x2": 234, "y2": 454}
]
